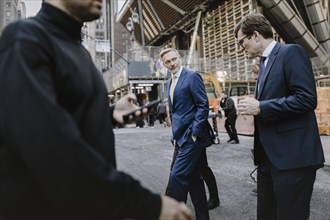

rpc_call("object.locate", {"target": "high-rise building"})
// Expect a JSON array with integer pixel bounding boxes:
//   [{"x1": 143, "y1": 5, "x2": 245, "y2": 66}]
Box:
[
  {"x1": 82, "y1": 0, "x2": 131, "y2": 73},
  {"x1": 17, "y1": 0, "x2": 26, "y2": 20},
  {"x1": 0, "y1": 0, "x2": 26, "y2": 35}
]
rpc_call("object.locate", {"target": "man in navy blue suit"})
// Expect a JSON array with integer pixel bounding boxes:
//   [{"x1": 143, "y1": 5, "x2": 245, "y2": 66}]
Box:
[
  {"x1": 160, "y1": 48, "x2": 211, "y2": 220},
  {"x1": 235, "y1": 13, "x2": 324, "y2": 220}
]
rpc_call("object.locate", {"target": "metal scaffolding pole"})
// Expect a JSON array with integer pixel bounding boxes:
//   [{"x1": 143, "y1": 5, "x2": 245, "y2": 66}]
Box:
[{"x1": 187, "y1": 10, "x2": 202, "y2": 69}]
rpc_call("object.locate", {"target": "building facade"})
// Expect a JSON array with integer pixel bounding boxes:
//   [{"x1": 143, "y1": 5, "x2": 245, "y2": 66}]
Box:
[
  {"x1": 0, "y1": 0, "x2": 26, "y2": 35},
  {"x1": 107, "y1": 0, "x2": 329, "y2": 103}
]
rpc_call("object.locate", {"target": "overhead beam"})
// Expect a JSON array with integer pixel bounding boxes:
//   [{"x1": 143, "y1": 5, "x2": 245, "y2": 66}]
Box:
[
  {"x1": 137, "y1": 0, "x2": 145, "y2": 45},
  {"x1": 159, "y1": 0, "x2": 186, "y2": 15},
  {"x1": 187, "y1": 11, "x2": 202, "y2": 68},
  {"x1": 146, "y1": 0, "x2": 165, "y2": 30},
  {"x1": 116, "y1": 0, "x2": 134, "y2": 23}
]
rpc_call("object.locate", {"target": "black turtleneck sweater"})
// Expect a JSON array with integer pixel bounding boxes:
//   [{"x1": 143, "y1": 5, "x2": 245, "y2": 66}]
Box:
[{"x1": 0, "y1": 3, "x2": 161, "y2": 220}]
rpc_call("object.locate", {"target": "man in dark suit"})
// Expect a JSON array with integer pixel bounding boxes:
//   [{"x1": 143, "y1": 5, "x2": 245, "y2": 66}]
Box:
[
  {"x1": 235, "y1": 13, "x2": 324, "y2": 220},
  {"x1": 0, "y1": 1, "x2": 193, "y2": 220},
  {"x1": 220, "y1": 91, "x2": 239, "y2": 144},
  {"x1": 160, "y1": 48, "x2": 211, "y2": 220},
  {"x1": 157, "y1": 101, "x2": 167, "y2": 126}
]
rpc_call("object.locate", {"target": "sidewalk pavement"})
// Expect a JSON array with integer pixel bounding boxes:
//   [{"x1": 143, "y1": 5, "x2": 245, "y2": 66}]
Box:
[
  {"x1": 138, "y1": 123, "x2": 330, "y2": 167},
  {"x1": 216, "y1": 117, "x2": 330, "y2": 166},
  {"x1": 115, "y1": 125, "x2": 330, "y2": 220}
]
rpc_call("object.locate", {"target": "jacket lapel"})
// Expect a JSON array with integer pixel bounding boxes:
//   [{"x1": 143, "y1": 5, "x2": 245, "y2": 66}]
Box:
[
  {"x1": 257, "y1": 43, "x2": 280, "y2": 99},
  {"x1": 167, "y1": 78, "x2": 172, "y2": 109},
  {"x1": 174, "y1": 69, "x2": 186, "y2": 93},
  {"x1": 171, "y1": 68, "x2": 187, "y2": 105}
]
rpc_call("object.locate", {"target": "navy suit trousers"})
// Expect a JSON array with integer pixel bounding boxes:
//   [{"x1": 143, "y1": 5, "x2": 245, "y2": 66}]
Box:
[
  {"x1": 257, "y1": 153, "x2": 317, "y2": 220},
  {"x1": 167, "y1": 137, "x2": 209, "y2": 220}
]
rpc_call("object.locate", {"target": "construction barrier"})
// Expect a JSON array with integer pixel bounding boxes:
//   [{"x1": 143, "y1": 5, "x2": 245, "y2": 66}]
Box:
[{"x1": 217, "y1": 87, "x2": 330, "y2": 136}]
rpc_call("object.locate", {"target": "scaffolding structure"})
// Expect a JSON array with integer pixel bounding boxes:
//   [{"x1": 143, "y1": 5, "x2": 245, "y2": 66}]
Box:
[{"x1": 202, "y1": 0, "x2": 256, "y2": 83}]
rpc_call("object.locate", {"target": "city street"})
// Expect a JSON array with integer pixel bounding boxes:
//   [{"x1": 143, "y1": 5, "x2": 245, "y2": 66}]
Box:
[{"x1": 114, "y1": 125, "x2": 330, "y2": 220}]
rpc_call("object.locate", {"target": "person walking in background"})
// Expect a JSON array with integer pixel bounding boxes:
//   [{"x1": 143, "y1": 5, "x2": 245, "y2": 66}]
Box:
[
  {"x1": 235, "y1": 13, "x2": 324, "y2": 220},
  {"x1": 135, "y1": 102, "x2": 145, "y2": 128},
  {"x1": 148, "y1": 108, "x2": 156, "y2": 127},
  {"x1": 161, "y1": 48, "x2": 213, "y2": 220},
  {"x1": 0, "y1": 1, "x2": 193, "y2": 220},
  {"x1": 157, "y1": 101, "x2": 167, "y2": 126},
  {"x1": 220, "y1": 91, "x2": 239, "y2": 144},
  {"x1": 145, "y1": 99, "x2": 155, "y2": 127}
]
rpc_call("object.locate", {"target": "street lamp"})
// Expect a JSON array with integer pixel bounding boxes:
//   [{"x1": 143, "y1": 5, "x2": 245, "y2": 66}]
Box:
[{"x1": 126, "y1": 8, "x2": 139, "y2": 60}]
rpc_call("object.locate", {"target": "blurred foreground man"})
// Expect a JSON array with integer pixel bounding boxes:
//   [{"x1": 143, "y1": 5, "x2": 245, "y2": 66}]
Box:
[
  {"x1": 0, "y1": 1, "x2": 192, "y2": 219},
  {"x1": 235, "y1": 13, "x2": 324, "y2": 220}
]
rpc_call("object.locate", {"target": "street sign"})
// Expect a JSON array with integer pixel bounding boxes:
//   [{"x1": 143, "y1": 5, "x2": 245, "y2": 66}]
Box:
[{"x1": 96, "y1": 40, "x2": 110, "y2": 52}]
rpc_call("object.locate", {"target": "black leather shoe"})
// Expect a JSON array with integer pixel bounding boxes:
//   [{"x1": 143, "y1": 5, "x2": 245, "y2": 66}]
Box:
[
  {"x1": 207, "y1": 198, "x2": 220, "y2": 210},
  {"x1": 230, "y1": 140, "x2": 239, "y2": 144},
  {"x1": 227, "y1": 139, "x2": 234, "y2": 143}
]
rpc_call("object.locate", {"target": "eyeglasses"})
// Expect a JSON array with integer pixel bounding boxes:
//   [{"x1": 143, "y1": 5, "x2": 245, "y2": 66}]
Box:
[{"x1": 237, "y1": 35, "x2": 252, "y2": 48}]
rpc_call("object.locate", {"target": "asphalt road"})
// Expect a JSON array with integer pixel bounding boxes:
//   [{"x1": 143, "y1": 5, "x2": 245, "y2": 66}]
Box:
[{"x1": 114, "y1": 125, "x2": 330, "y2": 220}]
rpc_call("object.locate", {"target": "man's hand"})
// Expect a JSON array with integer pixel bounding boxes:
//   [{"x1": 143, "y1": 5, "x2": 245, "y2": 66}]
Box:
[
  {"x1": 113, "y1": 94, "x2": 148, "y2": 124},
  {"x1": 159, "y1": 196, "x2": 193, "y2": 220},
  {"x1": 237, "y1": 97, "x2": 260, "y2": 115}
]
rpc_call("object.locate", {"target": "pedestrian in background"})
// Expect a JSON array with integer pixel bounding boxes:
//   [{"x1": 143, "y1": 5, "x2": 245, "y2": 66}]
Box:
[
  {"x1": 161, "y1": 47, "x2": 213, "y2": 220},
  {"x1": 0, "y1": 1, "x2": 193, "y2": 220},
  {"x1": 135, "y1": 102, "x2": 146, "y2": 128},
  {"x1": 157, "y1": 101, "x2": 167, "y2": 126},
  {"x1": 235, "y1": 13, "x2": 324, "y2": 220},
  {"x1": 220, "y1": 91, "x2": 239, "y2": 144},
  {"x1": 145, "y1": 99, "x2": 155, "y2": 127},
  {"x1": 148, "y1": 109, "x2": 156, "y2": 127}
]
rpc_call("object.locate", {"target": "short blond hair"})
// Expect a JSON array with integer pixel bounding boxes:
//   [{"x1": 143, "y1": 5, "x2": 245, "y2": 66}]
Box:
[{"x1": 159, "y1": 48, "x2": 180, "y2": 60}]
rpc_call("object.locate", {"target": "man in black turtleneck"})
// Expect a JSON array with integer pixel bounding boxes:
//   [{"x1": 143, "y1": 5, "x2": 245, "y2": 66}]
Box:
[{"x1": 0, "y1": 1, "x2": 192, "y2": 220}]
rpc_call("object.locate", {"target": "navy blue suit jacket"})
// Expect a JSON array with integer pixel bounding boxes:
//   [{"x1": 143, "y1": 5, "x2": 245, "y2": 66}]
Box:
[
  {"x1": 254, "y1": 42, "x2": 324, "y2": 170},
  {"x1": 167, "y1": 68, "x2": 210, "y2": 147}
]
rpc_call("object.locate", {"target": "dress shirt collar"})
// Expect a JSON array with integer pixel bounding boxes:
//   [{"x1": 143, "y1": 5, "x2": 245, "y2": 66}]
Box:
[
  {"x1": 261, "y1": 40, "x2": 276, "y2": 65},
  {"x1": 172, "y1": 66, "x2": 183, "y2": 79}
]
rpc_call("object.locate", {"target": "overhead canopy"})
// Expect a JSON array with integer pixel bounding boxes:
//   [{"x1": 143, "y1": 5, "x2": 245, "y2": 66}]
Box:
[
  {"x1": 116, "y1": 0, "x2": 217, "y2": 45},
  {"x1": 259, "y1": 0, "x2": 329, "y2": 62}
]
